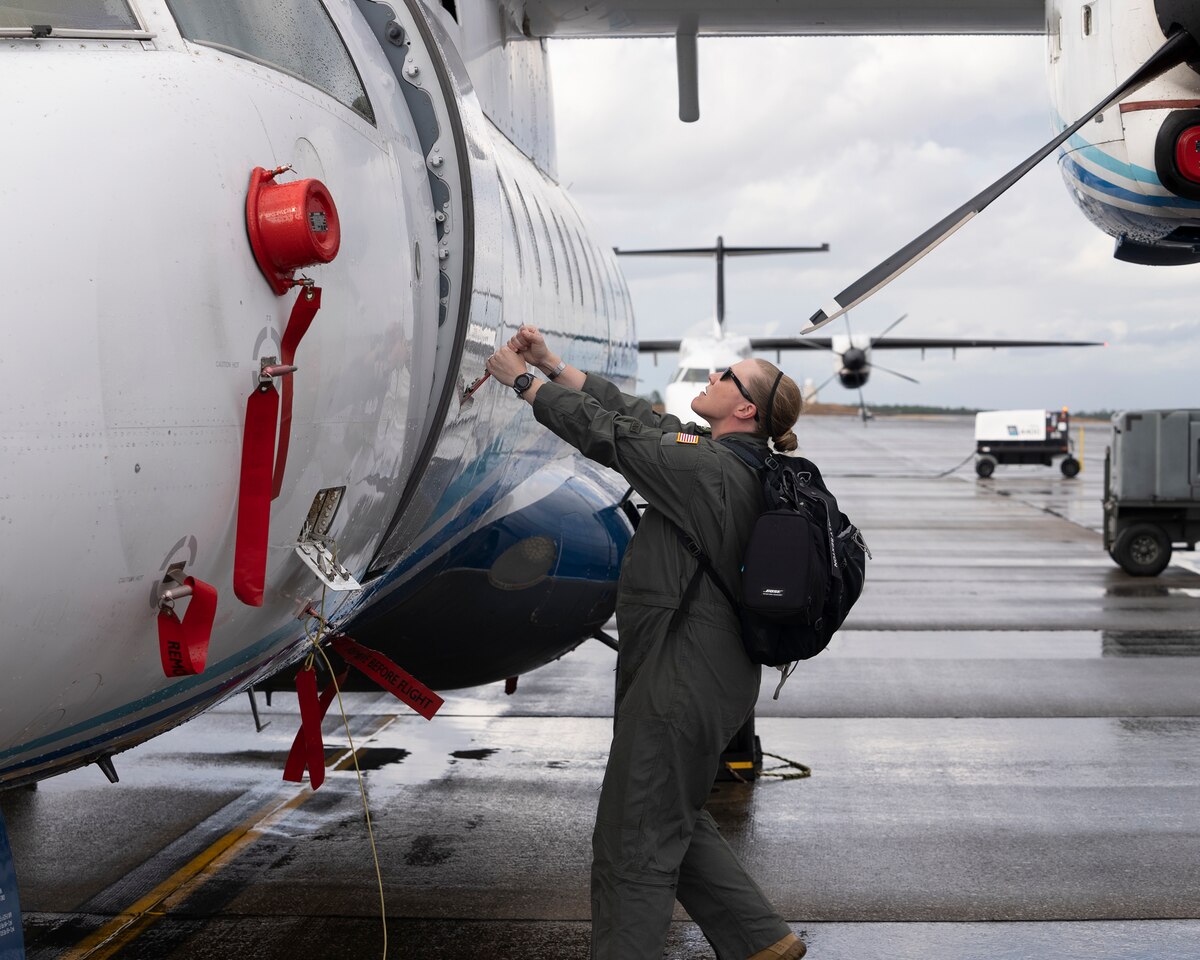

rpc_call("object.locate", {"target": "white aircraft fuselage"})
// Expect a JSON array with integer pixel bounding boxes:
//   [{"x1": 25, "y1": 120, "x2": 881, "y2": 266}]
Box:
[{"x1": 0, "y1": 0, "x2": 636, "y2": 786}]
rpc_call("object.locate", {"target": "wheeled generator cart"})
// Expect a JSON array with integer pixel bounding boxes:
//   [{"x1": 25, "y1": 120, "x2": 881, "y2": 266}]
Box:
[
  {"x1": 974, "y1": 408, "x2": 1080, "y2": 478},
  {"x1": 1104, "y1": 409, "x2": 1200, "y2": 576}
]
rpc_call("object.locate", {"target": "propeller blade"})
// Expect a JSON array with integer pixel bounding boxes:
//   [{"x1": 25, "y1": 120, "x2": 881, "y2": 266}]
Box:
[
  {"x1": 803, "y1": 29, "x2": 1200, "y2": 333},
  {"x1": 871, "y1": 362, "x2": 920, "y2": 384},
  {"x1": 870, "y1": 313, "x2": 909, "y2": 347},
  {"x1": 814, "y1": 370, "x2": 841, "y2": 393},
  {"x1": 858, "y1": 388, "x2": 870, "y2": 424}
]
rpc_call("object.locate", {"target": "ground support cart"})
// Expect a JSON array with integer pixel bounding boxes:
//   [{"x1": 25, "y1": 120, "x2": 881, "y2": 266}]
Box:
[
  {"x1": 974, "y1": 408, "x2": 1079, "y2": 478},
  {"x1": 1103, "y1": 409, "x2": 1200, "y2": 576}
]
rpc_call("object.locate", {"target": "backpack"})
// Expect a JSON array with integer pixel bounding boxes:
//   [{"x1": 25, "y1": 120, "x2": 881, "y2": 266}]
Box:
[{"x1": 671, "y1": 442, "x2": 870, "y2": 697}]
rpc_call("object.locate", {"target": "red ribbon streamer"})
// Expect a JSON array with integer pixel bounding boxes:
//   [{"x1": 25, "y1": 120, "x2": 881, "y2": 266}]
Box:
[
  {"x1": 232, "y1": 285, "x2": 321, "y2": 607},
  {"x1": 156, "y1": 577, "x2": 219, "y2": 677},
  {"x1": 331, "y1": 635, "x2": 444, "y2": 721},
  {"x1": 283, "y1": 667, "x2": 348, "y2": 787},
  {"x1": 233, "y1": 383, "x2": 279, "y2": 606},
  {"x1": 291, "y1": 665, "x2": 327, "y2": 790},
  {"x1": 272, "y1": 285, "x2": 321, "y2": 500}
]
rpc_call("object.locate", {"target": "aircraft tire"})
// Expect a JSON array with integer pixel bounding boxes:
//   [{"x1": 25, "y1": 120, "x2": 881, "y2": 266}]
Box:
[
  {"x1": 1060, "y1": 457, "x2": 1081, "y2": 478},
  {"x1": 975, "y1": 456, "x2": 996, "y2": 479},
  {"x1": 1113, "y1": 523, "x2": 1171, "y2": 577}
]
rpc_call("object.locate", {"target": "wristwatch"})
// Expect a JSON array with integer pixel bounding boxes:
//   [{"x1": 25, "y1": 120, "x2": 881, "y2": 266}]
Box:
[
  {"x1": 546, "y1": 359, "x2": 566, "y2": 380},
  {"x1": 513, "y1": 372, "x2": 535, "y2": 397}
]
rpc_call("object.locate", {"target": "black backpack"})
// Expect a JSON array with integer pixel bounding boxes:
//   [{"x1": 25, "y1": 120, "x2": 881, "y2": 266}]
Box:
[{"x1": 671, "y1": 442, "x2": 870, "y2": 696}]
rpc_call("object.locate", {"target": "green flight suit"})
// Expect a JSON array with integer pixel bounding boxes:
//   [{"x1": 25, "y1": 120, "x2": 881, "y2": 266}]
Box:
[{"x1": 533, "y1": 374, "x2": 792, "y2": 960}]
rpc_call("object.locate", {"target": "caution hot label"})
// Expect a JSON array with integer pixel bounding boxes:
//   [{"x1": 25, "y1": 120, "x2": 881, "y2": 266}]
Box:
[{"x1": 331, "y1": 635, "x2": 444, "y2": 720}]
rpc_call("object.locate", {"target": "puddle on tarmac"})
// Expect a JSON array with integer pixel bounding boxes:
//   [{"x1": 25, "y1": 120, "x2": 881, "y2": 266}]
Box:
[
  {"x1": 1107, "y1": 583, "x2": 1200, "y2": 599},
  {"x1": 353, "y1": 717, "x2": 504, "y2": 786},
  {"x1": 828, "y1": 629, "x2": 1200, "y2": 658},
  {"x1": 450, "y1": 748, "x2": 497, "y2": 761},
  {"x1": 352, "y1": 747, "x2": 410, "y2": 771},
  {"x1": 1102, "y1": 631, "x2": 1200, "y2": 657}
]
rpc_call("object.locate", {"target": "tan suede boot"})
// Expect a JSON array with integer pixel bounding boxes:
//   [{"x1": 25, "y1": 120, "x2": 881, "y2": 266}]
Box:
[{"x1": 747, "y1": 932, "x2": 806, "y2": 960}]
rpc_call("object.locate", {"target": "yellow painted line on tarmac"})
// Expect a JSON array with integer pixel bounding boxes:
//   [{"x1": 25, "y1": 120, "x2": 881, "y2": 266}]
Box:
[{"x1": 62, "y1": 713, "x2": 400, "y2": 960}]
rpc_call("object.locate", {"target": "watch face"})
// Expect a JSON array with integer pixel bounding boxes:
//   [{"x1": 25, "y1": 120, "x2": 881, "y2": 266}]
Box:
[{"x1": 514, "y1": 373, "x2": 533, "y2": 394}]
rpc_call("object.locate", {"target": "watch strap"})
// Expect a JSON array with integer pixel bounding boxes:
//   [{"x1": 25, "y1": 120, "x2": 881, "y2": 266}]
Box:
[{"x1": 547, "y1": 359, "x2": 566, "y2": 380}]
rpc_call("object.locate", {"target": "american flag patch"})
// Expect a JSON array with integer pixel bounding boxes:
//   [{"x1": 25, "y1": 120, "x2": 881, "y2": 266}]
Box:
[{"x1": 675, "y1": 432, "x2": 699, "y2": 444}]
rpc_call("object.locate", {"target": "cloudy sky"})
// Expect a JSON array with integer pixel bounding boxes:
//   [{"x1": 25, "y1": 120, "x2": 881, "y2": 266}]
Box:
[{"x1": 546, "y1": 35, "x2": 1200, "y2": 412}]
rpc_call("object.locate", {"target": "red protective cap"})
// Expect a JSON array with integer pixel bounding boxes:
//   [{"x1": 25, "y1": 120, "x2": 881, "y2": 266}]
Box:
[
  {"x1": 246, "y1": 167, "x2": 341, "y2": 295},
  {"x1": 1174, "y1": 126, "x2": 1200, "y2": 184}
]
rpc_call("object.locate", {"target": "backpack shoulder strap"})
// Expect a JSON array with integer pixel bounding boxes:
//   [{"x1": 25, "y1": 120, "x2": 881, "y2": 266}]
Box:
[
  {"x1": 667, "y1": 523, "x2": 740, "y2": 632},
  {"x1": 717, "y1": 436, "x2": 771, "y2": 472}
]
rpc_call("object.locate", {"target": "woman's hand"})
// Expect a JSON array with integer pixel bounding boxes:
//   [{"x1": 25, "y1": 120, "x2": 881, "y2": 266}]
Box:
[
  {"x1": 485, "y1": 346, "x2": 529, "y2": 388},
  {"x1": 508, "y1": 325, "x2": 553, "y2": 366}
]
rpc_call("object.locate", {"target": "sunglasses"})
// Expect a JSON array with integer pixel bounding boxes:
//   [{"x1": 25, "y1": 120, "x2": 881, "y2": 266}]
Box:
[{"x1": 720, "y1": 367, "x2": 758, "y2": 420}]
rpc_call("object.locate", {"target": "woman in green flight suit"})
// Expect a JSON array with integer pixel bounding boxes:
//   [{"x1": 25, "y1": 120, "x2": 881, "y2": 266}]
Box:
[{"x1": 487, "y1": 325, "x2": 805, "y2": 960}]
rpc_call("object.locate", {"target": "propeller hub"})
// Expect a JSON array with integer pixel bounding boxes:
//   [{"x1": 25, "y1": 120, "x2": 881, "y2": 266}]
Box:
[{"x1": 842, "y1": 346, "x2": 867, "y2": 371}]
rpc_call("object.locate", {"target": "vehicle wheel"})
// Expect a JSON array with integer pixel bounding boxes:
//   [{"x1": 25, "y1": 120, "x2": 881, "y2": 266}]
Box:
[
  {"x1": 1113, "y1": 523, "x2": 1171, "y2": 577},
  {"x1": 1060, "y1": 457, "x2": 1081, "y2": 478},
  {"x1": 975, "y1": 456, "x2": 996, "y2": 478}
]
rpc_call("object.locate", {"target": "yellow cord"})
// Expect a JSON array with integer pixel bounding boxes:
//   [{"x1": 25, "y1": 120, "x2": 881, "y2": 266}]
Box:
[{"x1": 302, "y1": 589, "x2": 388, "y2": 960}]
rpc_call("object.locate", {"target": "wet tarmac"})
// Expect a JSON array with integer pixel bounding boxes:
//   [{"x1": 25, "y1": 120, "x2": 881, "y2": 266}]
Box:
[{"x1": 3, "y1": 415, "x2": 1199, "y2": 959}]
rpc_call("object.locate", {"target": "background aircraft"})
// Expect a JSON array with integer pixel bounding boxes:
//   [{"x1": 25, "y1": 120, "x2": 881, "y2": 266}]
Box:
[
  {"x1": 2, "y1": 0, "x2": 1197, "y2": 794},
  {"x1": 629, "y1": 240, "x2": 1103, "y2": 422}
]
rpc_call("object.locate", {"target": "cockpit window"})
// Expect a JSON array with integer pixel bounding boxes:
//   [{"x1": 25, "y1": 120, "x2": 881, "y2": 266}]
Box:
[
  {"x1": 0, "y1": 0, "x2": 140, "y2": 31},
  {"x1": 167, "y1": 0, "x2": 374, "y2": 123},
  {"x1": 671, "y1": 368, "x2": 710, "y2": 384}
]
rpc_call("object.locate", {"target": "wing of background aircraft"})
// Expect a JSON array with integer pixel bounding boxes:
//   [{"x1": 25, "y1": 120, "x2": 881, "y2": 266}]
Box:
[
  {"x1": 746, "y1": 336, "x2": 1106, "y2": 351},
  {"x1": 638, "y1": 336, "x2": 1104, "y2": 353}
]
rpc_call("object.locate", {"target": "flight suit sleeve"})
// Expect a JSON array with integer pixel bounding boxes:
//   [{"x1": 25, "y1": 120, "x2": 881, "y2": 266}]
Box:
[
  {"x1": 581, "y1": 373, "x2": 663, "y2": 427},
  {"x1": 533, "y1": 380, "x2": 707, "y2": 532},
  {"x1": 580, "y1": 372, "x2": 707, "y2": 436}
]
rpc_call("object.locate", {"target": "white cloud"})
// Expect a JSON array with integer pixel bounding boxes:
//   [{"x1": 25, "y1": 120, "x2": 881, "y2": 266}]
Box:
[{"x1": 548, "y1": 34, "x2": 1200, "y2": 411}]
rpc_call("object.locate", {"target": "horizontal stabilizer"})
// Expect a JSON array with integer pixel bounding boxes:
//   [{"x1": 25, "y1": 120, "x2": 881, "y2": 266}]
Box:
[{"x1": 616, "y1": 244, "x2": 828, "y2": 257}]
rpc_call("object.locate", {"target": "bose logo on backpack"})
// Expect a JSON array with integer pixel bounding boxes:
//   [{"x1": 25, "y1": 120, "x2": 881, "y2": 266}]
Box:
[{"x1": 762, "y1": 588, "x2": 784, "y2": 597}]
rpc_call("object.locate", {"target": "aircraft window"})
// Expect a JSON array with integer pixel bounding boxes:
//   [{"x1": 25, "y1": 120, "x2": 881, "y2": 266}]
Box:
[
  {"x1": 167, "y1": 0, "x2": 375, "y2": 123},
  {"x1": 498, "y1": 178, "x2": 523, "y2": 279},
  {"x1": 1, "y1": 0, "x2": 139, "y2": 31},
  {"x1": 512, "y1": 181, "x2": 542, "y2": 286},
  {"x1": 671, "y1": 368, "x2": 709, "y2": 384},
  {"x1": 532, "y1": 196, "x2": 560, "y2": 293}
]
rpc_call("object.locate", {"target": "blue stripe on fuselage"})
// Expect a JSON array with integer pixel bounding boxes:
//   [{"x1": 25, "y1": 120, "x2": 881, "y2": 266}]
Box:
[{"x1": 1058, "y1": 153, "x2": 1200, "y2": 207}]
